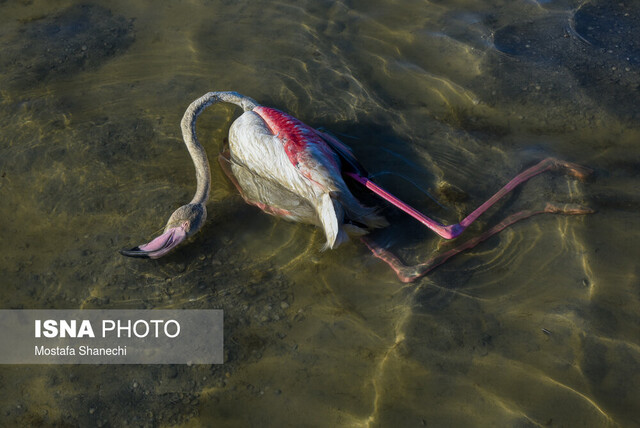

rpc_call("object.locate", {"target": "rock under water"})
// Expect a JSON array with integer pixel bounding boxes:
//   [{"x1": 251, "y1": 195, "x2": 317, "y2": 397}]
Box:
[
  {"x1": 492, "y1": 1, "x2": 640, "y2": 123},
  {"x1": 3, "y1": 4, "x2": 135, "y2": 88}
]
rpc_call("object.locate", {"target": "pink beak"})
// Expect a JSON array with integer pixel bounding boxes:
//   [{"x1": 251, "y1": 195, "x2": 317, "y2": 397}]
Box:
[{"x1": 120, "y1": 225, "x2": 187, "y2": 259}]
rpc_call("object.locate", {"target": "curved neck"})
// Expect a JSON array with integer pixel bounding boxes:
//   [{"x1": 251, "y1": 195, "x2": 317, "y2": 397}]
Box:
[{"x1": 180, "y1": 91, "x2": 259, "y2": 205}]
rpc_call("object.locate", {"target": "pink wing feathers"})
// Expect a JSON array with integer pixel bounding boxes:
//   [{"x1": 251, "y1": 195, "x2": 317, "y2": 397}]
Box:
[{"x1": 253, "y1": 107, "x2": 343, "y2": 191}]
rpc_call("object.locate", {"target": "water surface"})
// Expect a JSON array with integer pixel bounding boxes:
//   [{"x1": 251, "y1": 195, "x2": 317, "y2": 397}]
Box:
[{"x1": 1, "y1": 0, "x2": 638, "y2": 426}]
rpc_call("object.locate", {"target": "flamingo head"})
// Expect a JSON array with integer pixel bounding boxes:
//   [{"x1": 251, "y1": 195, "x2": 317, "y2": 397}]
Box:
[{"x1": 120, "y1": 203, "x2": 207, "y2": 259}]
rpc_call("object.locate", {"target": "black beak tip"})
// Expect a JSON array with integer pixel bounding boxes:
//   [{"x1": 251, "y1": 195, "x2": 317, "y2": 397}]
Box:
[{"x1": 119, "y1": 247, "x2": 150, "y2": 259}]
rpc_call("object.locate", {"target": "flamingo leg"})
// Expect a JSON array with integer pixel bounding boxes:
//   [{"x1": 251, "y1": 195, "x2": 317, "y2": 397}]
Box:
[
  {"x1": 362, "y1": 203, "x2": 594, "y2": 283},
  {"x1": 347, "y1": 157, "x2": 592, "y2": 239}
]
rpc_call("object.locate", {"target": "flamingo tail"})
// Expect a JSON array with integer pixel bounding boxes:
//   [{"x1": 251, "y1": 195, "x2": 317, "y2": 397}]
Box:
[{"x1": 317, "y1": 193, "x2": 349, "y2": 250}]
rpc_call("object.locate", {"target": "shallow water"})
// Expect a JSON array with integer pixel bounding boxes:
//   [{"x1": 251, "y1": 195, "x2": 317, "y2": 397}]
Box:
[{"x1": 1, "y1": 0, "x2": 639, "y2": 426}]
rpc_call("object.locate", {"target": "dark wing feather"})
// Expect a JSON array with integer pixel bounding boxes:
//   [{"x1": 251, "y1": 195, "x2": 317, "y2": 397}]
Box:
[{"x1": 314, "y1": 129, "x2": 369, "y2": 177}]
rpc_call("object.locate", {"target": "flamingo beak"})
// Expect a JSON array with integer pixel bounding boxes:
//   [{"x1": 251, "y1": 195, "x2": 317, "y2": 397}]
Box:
[{"x1": 120, "y1": 225, "x2": 188, "y2": 259}]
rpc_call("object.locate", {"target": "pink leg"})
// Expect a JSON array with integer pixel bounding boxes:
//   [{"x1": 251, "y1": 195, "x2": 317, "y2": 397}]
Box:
[
  {"x1": 347, "y1": 157, "x2": 592, "y2": 239},
  {"x1": 363, "y1": 203, "x2": 594, "y2": 283}
]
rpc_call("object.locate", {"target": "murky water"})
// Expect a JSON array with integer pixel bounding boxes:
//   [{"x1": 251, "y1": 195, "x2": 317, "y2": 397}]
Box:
[{"x1": 1, "y1": 0, "x2": 639, "y2": 426}]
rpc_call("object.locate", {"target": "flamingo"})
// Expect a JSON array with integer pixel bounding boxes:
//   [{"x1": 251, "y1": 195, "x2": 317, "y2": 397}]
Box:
[{"x1": 121, "y1": 91, "x2": 592, "y2": 282}]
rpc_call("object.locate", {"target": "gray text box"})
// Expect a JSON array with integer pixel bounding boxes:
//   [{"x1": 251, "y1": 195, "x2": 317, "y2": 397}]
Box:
[{"x1": 0, "y1": 310, "x2": 223, "y2": 364}]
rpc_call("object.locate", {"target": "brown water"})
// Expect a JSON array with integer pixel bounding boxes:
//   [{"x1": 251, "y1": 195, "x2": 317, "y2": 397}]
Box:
[{"x1": 1, "y1": 0, "x2": 639, "y2": 426}]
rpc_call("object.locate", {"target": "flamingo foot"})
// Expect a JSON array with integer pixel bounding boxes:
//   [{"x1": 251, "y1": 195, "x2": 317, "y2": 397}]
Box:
[
  {"x1": 549, "y1": 158, "x2": 593, "y2": 181},
  {"x1": 362, "y1": 237, "x2": 425, "y2": 283},
  {"x1": 544, "y1": 202, "x2": 595, "y2": 215}
]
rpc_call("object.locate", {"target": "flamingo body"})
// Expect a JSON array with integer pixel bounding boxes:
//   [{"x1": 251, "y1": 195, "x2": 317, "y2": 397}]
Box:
[{"x1": 226, "y1": 106, "x2": 385, "y2": 249}]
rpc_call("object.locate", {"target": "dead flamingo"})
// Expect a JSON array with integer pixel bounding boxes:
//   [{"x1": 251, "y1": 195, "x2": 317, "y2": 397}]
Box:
[{"x1": 121, "y1": 91, "x2": 593, "y2": 282}]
